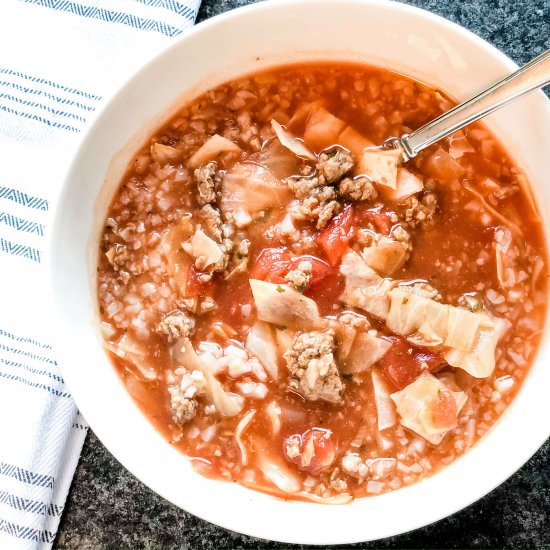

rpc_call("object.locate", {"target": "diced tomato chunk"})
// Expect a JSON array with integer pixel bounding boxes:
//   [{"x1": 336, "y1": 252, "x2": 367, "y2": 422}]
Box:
[
  {"x1": 356, "y1": 205, "x2": 393, "y2": 235},
  {"x1": 250, "y1": 247, "x2": 292, "y2": 283},
  {"x1": 290, "y1": 255, "x2": 332, "y2": 286},
  {"x1": 317, "y1": 206, "x2": 355, "y2": 266},
  {"x1": 379, "y1": 336, "x2": 446, "y2": 390},
  {"x1": 251, "y1": 248, "x2": 334, "y2": 290},
  {"x1": 283, "y1": 428, "x2": 336, "y2": 474},
  {"x1": 186, "y1": 265, "x2": 215, "y2": 296}
]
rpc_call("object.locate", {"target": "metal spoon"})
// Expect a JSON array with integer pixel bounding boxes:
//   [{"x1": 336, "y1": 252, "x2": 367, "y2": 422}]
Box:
[{"x1": 386, "y1": 49, "x2": 550, "y2": 161}]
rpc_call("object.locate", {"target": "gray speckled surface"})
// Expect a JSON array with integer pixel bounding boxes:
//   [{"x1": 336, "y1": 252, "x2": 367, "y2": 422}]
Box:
[{"x1": 55, "y1": 1, "x2": 550, "y2": 548}]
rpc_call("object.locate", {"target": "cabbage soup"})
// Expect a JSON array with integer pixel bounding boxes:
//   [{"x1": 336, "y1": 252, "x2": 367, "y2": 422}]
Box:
[{"x1": 97, "y1": 63, "x2": 547, "y2": 503}]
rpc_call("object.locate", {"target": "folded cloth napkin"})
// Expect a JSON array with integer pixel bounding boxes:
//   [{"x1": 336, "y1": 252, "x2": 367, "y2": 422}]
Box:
[{"x1": 0, "y1": 1, "x2": 201, "y2": 547}]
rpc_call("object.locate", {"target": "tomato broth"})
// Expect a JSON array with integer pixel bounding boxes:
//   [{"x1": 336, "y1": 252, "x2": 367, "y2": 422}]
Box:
[{"x1": 97, "y1": 64, "x2": 547, "y2": 502}]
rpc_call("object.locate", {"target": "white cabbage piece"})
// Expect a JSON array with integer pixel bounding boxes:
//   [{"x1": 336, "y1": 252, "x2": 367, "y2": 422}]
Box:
[
  {"x1": 274, "y1": 327, "x2": 296, "y2": 356},
  {"x1": 150, "y1": 142, "x2": 181, "y2": 165},
  {"x1": 341, "y1": 332, "x2": 391, "y2": 374},
  {"x1": 338, "y1": 126, "x2": 374, "y2": 158},
  {"x1": 161, "y1": 216, "x2": 194, "y2": 293},
  {"x1": 255, "y1": 448, "x2": 301, "y2": 493},
  {"x1": 372, "y1": 368, "x2": 397, "y2": 431},
  {"x1": 383, "y1": 168, "x2": 424, "y2": 202},
  {"x1": 176, "y1": 339, "x2": 243, "y2": 417},
  {"x1": 245, "y1": 321, "x2": 279, "y2": 380},
  {"x1": 388, "y1": 287, "x2": 492, "y2": 353},
  {"x1": 357, "y1": 148, "x2": 401, "y2": 189},
  {"x1": 339, "y1": 254, "x2": 505, "y2": 377},
  {"x1": 188, "y1": 134, "x2": 241, "y2": 168},
  {"x1": 271, "y1": 119, "x2": 316, "y2": 161},
  {"x1": 250, "y1": 279, "x2": 321, "y2": 330},
  {"x1": 444, "y1": 317, "x2": 510, "y2": 378},
  {"x1": 221, "y1": 162, "x2": 290, "y2": 215},
  {"x1": 339, "y1": 251, "x2": 388, "y2": 316},
  {"x1": 387, "y1": 288, "x2": 448, "y2": 337},
  {"x1": 334, "y1": 323, "x2": 357, "y2": 362},
  {"x1": 361, "y1": 235, "x2": 408, "y2": 276},
  {"x1": 235, "y1": 409, "x2": 256, "y2": 466},
  {"x1": 183, "y1": 227, "x2": 224, "y2": 268},
  {"x1": 391, "y1": 373, "x2": 467, "y2": 445},
  {"x1": 444, "y1": 306, "x2": 493, "y2": 351},
  {"x1": 303, "y1": 106, "x2": 347, "y2": 151},
  {"x1": 105, "y1": 335, "x2": 157, "y2": 381},
  {"x1": 256, "y1": 140, "x2": 301, "y2": 180}
]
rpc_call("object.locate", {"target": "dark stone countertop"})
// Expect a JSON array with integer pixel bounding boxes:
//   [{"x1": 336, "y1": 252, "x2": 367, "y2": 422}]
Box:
[{"x1": 55, "y1": 1, "x2": 550, "y2": 548}]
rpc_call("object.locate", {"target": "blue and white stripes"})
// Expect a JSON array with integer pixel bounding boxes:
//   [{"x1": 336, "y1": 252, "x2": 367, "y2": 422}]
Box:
[
  {"x1": 0, "y1": 67, "x2": 100, "y2": 136},
  {"x1": 0, "y1": 185, "x2": 48, "y2": 263},
  {"x1": 0, "y1": 0, "x2": 200, "y2": 546}
]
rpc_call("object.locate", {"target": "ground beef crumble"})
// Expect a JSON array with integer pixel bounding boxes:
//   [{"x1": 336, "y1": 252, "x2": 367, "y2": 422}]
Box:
[
  {"x1": 194, "y1": 161, "x2": 220, "y2": 206},
  {"x1": 157, "y1": 309, "x2": 196, "y2": 341},
  {"x1": 284, "y1": 330, "x2": 344, "y2": 403},
  {"x1": 338, "y1": 175, "x2": 378, "y2": 202},
  {"x1": 285, "y1": 260, "x2": 313, "y2": 292},
  {"x1": 316, "y1": 148, "x2": 354, "y2": 185}
]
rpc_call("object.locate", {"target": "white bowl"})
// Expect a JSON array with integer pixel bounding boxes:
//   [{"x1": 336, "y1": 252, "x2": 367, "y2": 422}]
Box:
[{"x1": 49, "y1": 0, "x2": 550, "y2": 544}]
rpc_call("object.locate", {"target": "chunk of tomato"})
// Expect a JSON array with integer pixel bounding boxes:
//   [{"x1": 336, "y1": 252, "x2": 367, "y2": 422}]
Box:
[
  {"x1": 283, "y1": 428, "x2": 336, "y2": 475},
  {"x1": 250, "y1": 247, "x2": 292, "y2": 283},
  {"x1": 317, "y1": 206, "x2": 354, "y2": 266},
  {"x1": 378, "y1": 336, "x2": 446, "y2": 390},
  {"x1": 356, "y1": 205, "x2": 393, "y2": 235},
  {"x1": 251, "y1": 248, "x2": 334, "y2": 290},
  {"x1": 186, "y1": 265, "x2": 215, "y2": 296}
]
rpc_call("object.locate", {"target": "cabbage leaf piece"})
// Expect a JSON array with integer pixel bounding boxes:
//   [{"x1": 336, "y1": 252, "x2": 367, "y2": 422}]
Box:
[
  {"x1": 245, "y1": 321, "x2": 279, "y2": 379},
  {"x1": 391, "y1": 373, "x2": 467, "y2": 444},
  {"x1": 341, "y1": 332, "x2": 391, "y2": 374},
  {"x1": 444, "y1": 317, "x2": 510, "y2": 378},
  {"x1": 361, "y1": 235, "x2": 408, "y2": 276},
  {"x1": 372, "y1": 368, "x2": 397, "y2": 431},
  {"x1": 175, "y1": 339, "x2": 243, "y2": 417},
  {"x1": 221, "y1": 162, "x2": 290, "y2": 216},
  {"x1": 188, "y1": 134, "x2": 241, "y2": 168},
  {"x1": 271, "y1": 119, "x2": 316, "y2": 161},
  {"x1": 339, "y1": 253, "x2": 506, "y2": 378},
  {"x1": 357, "y1": 148, "x2": 401, "y2": 189},
  {"x1": 249, "y1": 279, "x2": 321, "y2": 330}
]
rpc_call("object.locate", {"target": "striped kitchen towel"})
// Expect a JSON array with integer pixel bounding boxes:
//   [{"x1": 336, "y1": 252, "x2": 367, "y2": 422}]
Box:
[{"x1": 0, "y1": 1, "x2": 201, "y2": 548}]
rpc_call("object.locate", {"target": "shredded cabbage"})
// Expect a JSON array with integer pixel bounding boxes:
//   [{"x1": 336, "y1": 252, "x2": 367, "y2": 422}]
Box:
[
  {"x1": 176, "y1": 339, "x2": 243, "y2": 417},
  {"x1": 391, "y1": 373, "x2": 467, "y2": 444},
  {"x1": 271, "y1": 119, "x2": 316, "y2": 161},
  {"x1": 357, "y1": 148, "x2": 401, "y2": 189},
  {"x1": 105, "y1": 335, "x2": 157, "y2": 381},
  {"x1": 183, "y1": 227, "x2": 224, "y2": 268},
  {"x1": 383, "y1": 168, "x2": 423, "y2": 202},
  {"x1": 342, "y1": 332, "x2": 391, "y2": 374},
  {"x1": 303, "y1": 106, "x2": 347, "y2": 150},
  {"x1": 221, "y1": 162, "x2": 290, "y2": 215},
  {"x1": 372, "y1": 368, "x2": 397, "y2": 430},
  {"x1": 250, "y1": 279, "x2": 321, "y2": 330},
  {"x1": 235, "y1": 409, "x2": 256, "y2": 466},
  {"x1": 444, "y1": 317, "x2": 510, "y2": 378},
  {"x1": 161, "y1": 217, "x2": 194, "y2": 293},
  {"x1": 339, "y1": 251, "x2": 390, "y2": 317},
  {"x1": 150, "y1": 142, "x2": 180, "y2": 165},
  {"x1": 188, "y1": 134, "x2": 241, "y2": 168},
  {"x1": 387, "y1": 287, "x2": 492, "y2": 353},
  {"x1": 255, "y1": 449, "x2": 301, "y2": 493},
  {"x1": 361, "y1": 235, "x2": 408, "y2": 276},
  {"x1": 245, "y1": 321, "x2": 279, "y2": 379},
  {"x1": 338, "y1": 126, "x2": 373, "y2": 158}
]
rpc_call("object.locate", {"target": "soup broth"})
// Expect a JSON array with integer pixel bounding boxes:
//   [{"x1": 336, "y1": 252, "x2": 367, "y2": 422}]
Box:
[{"x1": 97, "y1": 64, "x2": 547, "y2": 502}]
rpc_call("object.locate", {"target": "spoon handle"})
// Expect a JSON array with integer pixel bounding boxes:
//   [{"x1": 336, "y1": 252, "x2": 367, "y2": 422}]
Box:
[{"x1": 398, "y1": 49, "x2": 550, "y2": 160}]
